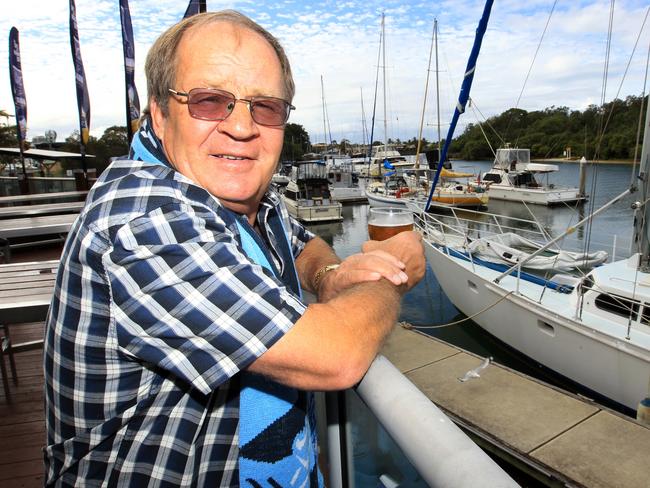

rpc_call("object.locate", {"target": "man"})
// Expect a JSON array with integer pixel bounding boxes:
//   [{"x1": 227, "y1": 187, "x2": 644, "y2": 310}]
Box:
[{"x1": 44, "y1": 10, "x2": 425, "y2": 487}]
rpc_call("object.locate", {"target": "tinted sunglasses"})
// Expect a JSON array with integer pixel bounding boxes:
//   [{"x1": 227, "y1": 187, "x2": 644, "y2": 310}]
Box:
[{"x1": 168, "y1": 87, "x2": 294, "y2": 127}]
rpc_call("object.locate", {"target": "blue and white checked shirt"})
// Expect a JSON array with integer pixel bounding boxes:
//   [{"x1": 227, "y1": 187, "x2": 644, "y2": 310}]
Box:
[{"x1": 43, "y1": 158, "x2": 314, "y2": 486}]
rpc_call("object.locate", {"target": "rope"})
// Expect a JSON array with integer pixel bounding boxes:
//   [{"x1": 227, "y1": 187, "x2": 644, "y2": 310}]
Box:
[{"x1": 400, "y1": 290, "x2": 515, "y2": 330}]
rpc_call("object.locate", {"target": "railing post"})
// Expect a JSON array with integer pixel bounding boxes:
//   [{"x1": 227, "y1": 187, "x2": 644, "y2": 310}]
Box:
[{"x1": 325, "y1": 391, "x2": 347, "y2": 488}]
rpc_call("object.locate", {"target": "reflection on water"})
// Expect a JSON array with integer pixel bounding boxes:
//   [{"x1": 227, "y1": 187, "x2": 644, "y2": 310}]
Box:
[{"x1": 306, "y1": 162, "x2": 638, "y2": 415}]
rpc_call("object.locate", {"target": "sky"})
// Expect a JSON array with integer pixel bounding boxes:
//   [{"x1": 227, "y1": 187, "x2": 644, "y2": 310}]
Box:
[{"x1": 1, "y1": 0, "x2": 649, "y2": 148}]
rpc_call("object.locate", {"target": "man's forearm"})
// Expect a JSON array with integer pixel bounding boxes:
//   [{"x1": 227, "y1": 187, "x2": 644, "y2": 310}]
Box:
[{"x1": 295, "y1": 236, "x2": 341, "y2": 294}]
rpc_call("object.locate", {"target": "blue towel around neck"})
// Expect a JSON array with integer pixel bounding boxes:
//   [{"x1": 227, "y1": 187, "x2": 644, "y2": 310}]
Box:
[{"x1": 236, "y1": 221, "x2": 323, "y2": 488}]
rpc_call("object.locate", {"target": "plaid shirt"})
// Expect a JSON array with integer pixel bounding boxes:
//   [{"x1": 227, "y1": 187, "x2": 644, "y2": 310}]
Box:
[{"x1": 44, "y1": 159, "x2": 314, "y2": 486}]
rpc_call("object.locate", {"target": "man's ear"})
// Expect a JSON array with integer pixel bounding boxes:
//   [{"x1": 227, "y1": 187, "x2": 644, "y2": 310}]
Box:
[{"x1": 150, "y1": 98, "x2": 166, "y2": 141}]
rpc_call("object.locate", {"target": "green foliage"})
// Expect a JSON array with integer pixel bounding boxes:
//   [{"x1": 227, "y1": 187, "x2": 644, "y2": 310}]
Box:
[
  {"x1": 281, "y1": 123, "x2": 310, "y2": 161},
  {"x1": 451, "y1": 95, "x2": 648, "y2": 160}
]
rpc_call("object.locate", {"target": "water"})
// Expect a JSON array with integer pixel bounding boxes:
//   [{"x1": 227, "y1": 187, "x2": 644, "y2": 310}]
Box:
[{"x1": 306, "y1": 161, "x2": 639, "y2": 416}]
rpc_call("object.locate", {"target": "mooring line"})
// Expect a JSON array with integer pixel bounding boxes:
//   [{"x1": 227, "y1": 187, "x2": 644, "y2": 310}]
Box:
[{"x1": 400, "y1": 290, "x2": 515, "y2": 330}]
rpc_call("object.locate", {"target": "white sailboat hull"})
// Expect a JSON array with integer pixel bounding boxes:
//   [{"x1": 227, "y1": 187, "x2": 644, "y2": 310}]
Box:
[
  {"x1": 423, "y1": 241, "x2": 650, "y2": 411},
  {"x1": 486, "y1": 185, "x2": 585, "y2": 205}
]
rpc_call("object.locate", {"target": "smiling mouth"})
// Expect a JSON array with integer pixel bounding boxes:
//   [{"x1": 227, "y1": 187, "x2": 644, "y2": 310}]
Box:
[{"x1": 214, "y1": 154, "x2": 248, "y2": 160}]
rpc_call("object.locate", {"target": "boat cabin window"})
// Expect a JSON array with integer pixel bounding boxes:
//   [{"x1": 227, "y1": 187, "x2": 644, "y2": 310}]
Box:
[
  {"x1": 594, "y1": 293, "x2": 639, "y2": 321},
  {"x1": 483, "y1": 173, "x2": 501, "y2": 184},
  {"x1": 513, "y1": 173, "x2": 538, "y2": 187}
]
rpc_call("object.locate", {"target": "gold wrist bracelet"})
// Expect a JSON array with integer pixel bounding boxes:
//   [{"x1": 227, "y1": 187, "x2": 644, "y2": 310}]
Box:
[{"x1": 313, "y1": 264, "x2": 340, "y2": 291}]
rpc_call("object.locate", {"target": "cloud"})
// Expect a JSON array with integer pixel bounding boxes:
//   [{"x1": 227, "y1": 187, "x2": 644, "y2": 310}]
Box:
[{"x1": 1, "y1": 0, "x2": 648, "y2": 147}]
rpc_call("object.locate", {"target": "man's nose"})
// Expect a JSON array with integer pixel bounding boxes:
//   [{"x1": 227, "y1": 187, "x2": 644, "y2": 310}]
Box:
[{"x1": 216, "y1": 99, "x2": 259, "y2": 139}]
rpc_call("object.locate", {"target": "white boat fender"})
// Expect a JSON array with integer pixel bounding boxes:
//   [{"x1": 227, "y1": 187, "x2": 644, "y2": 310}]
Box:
[{"x1": 458, "y1": 356, "x2": 493, "y2": 382}]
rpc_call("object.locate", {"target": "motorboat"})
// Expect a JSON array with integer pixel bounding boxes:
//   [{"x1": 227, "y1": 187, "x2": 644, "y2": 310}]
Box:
[
  {"x1": 474, "y1": 147, "x2": 587, "y2": 205},
  {"x1": 327, "y1": 160, "x2": 367, "y2": 203},
  {"x1": 281, "y1": 160, "x2": 343, "y2": 223}
]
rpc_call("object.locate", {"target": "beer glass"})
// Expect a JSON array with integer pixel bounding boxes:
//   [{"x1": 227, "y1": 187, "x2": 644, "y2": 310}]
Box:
[{"x1": 367, "y1": 207, "x2": 414, "y2": 241}]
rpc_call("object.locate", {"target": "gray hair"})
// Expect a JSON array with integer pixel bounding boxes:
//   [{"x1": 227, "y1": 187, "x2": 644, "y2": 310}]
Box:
[{"x1": 143, "y1": 10, "x2": 295, "y2": 118}]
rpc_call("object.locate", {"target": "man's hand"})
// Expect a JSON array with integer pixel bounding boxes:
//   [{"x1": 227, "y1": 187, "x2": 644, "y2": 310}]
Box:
[
  {"x1": 361, "y1": 230, "x2": 426, "y2": 291},
  {"x1": 317, "y1": 230, "x2": 425, "y2": 301},
  {"x1": 317, "y1": 249, "x2": 409, "y2": 302}
]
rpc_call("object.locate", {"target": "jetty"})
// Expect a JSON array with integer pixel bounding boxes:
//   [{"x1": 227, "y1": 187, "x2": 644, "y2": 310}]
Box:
[{"x1": 382, "y1": 325, "x2": 650, "y2": 487}]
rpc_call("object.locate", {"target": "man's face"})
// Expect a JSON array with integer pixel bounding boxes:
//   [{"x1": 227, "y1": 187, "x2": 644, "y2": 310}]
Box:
[{"x1": 151, "y1": 22, "x2": 286, "y2": 221}]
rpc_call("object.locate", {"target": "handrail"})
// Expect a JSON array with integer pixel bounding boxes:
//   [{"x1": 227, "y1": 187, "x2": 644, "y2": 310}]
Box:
[{"x1": 353, "y1": 355, "x2": 518, "y2": 487}]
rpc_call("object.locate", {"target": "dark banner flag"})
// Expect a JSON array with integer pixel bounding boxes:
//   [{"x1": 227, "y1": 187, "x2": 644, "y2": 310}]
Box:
[
  {"x1": 69, "y1": 0, "x2": 91, "y2": 149},
  {"x1": 8, "y1": 26, "x2": 29, "y2": 192},
  {"x1": 119, "y1": 0, "x2": 141, "y2": 142},
  {"x1": 8, "y1": 27, "x2": 27, "y2": 145},
  {"x1": 184, "y1": 0, "x2": 207, "y2": 18}
]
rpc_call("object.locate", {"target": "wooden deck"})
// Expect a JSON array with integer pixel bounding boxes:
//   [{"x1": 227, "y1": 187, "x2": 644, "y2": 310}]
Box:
[{"x1": 0, "y1": 322, "x2": 45, "y2": 488}]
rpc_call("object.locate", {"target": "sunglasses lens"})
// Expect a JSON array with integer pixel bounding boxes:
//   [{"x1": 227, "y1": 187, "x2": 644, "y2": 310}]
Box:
[
  {"x1": 182, "y1": 88, "x2": 291, "y2": 126},
  {"x1": 251, "y1": 98, "x2": 290, "y2": 126},
  {"x1": 187, "y1": 89, "x2": 234, "y2": 120}
]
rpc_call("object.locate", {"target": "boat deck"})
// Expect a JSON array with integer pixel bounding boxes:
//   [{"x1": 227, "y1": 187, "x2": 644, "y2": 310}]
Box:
[{"x1": 382, "y1": 325, "x2": 650, "y2": 487}]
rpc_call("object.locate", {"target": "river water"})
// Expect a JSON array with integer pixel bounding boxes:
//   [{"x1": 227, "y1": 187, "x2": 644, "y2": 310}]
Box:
[{"x1": 307, "y1": 161, "x2": 639, "y2": 416}]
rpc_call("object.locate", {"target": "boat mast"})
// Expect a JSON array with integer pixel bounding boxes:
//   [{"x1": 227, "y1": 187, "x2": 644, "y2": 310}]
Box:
[
  {"x1": 632, "y1": 94, "x2": 650, "y2": 271},
  {"x1": 435, "y1": 19, "x2": 442, "y2": 168},
  {"x1": 382, "y1": 12, "x2": 388, "y2": 159},
  {"x1": 414, "y1": 19, "x2": 437, "y2": 171},
  {"x1": 367, "y1": 13, "x2": 383, "y2": 176},
  {"x1": 321, "y1": 75, "x2": 328, "y2": 152},
  {"x1": 425, "y1": 0, "x2": 494, "y2": 211}
]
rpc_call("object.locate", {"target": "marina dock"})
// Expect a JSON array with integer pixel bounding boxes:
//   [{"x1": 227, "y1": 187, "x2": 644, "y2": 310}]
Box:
[{"x1": 382, "y1": 325, "x2": 650, "y2": 487}]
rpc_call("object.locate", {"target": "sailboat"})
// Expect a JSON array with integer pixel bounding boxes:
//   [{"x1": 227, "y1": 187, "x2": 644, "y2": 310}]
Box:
[
  {"x1": 365, "y1": 17, "x2": 488, "y2": 210},
  {"x1": 416, "y1": 0, "x2": 650, "y2": 413},
  {"x1": 361, "y1": 13, "x2": 415, "y2": 182}
]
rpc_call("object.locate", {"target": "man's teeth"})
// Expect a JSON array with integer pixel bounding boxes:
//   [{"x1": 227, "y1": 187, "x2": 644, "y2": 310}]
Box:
[{"x1": 216, "y1": 155, "x2": 246, "y2": 160}]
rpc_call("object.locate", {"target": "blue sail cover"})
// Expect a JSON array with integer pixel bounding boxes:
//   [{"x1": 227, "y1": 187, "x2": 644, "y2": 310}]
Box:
[
  {"x1": 184, "y1": 0, "x2": 207, "y2": 18},
  {"x1": 425, "y1": 0, "x2": 494, "y2": 211},
  {"x1": 8, "y1": 27, "x2": 27, "y2": 144},
  {"x1": 119, "y1": 0, "x2": 141, "y2": 142},
  {"x1": 69, "y1": 0, "x2": 91, "y2": 147}
]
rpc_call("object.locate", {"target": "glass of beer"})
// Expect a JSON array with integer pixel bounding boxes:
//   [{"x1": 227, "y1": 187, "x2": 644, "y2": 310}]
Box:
[{"x1": 367, "y1": 207, "x2": 414, "y2": 241}]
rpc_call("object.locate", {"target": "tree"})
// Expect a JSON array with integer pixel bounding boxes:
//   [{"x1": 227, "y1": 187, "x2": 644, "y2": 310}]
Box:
[{"x1": 281, "y1": 123, "x2": 310, "y2": 161}]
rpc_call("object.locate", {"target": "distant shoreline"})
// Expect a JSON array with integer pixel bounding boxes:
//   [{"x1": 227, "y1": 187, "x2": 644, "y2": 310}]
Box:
[{"x1": 532, "y1": 158, "x2": 634, "y2": 165}]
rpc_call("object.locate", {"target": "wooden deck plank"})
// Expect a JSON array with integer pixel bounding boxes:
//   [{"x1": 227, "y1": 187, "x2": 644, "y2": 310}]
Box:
[{"x1": 0, "y1": 322, "x2": 45, "y2": 487}]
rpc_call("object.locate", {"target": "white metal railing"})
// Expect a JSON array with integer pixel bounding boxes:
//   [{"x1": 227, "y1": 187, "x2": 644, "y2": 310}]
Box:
[
  {"x1": 329, "y1": 355, "x2": 519, "y2": 487},
  {"x1": 412, "y1": 201, "x2": 632, "y2": 262}
]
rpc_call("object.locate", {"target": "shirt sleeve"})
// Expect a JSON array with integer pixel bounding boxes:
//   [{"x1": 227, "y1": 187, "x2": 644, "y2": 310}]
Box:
[
  {"x1": 105, "y1": 201, "x2": 306, "y2": 395},
  {"x1": 288, "y1": 215, "x2": 315, "y2": 257}
]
